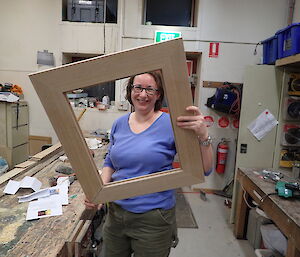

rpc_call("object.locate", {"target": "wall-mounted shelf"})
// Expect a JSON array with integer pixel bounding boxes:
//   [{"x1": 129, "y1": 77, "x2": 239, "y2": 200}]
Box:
[
  {"x1": 202, "y1": 81, "x2": 242, "y2": 88},
  {"x1": 275, "y1": 53, "x2": 300, "y2": 68}
]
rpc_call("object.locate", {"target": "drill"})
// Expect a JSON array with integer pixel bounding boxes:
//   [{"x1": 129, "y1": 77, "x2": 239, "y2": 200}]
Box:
[{"x1": 275, "y1": 181, "x2": 300, "y2": 198}]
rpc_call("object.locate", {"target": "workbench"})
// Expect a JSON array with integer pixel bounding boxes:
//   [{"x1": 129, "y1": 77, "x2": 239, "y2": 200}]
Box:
[
  {"x1": 0, "y1": 143, "x2": 107, "y2": 257},
  {"x1": 234, "y1": 167, "x2": 300, "y2": 257}
]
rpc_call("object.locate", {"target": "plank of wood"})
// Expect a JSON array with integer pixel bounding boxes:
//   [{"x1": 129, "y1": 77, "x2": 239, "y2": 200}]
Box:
[
  {"x1": 29, "y1": 135, "x2": 52, "y2": 156},
  {"x1": 0, "y1": 168, "x2": 25, "y2": 186},
  {"x1": 286, "y1": 239, "x2": 300, "y2": 257},
  {"x1": 0, "y1": 150, "x2": 64, "y2": 195},
  {"x1": 0, "y1": 143, "x2": 63, "y2": 187},
  {"x1": 14, "y1": 160, "x2": 36, "y2": 169},
  {"x1": 74, "y1": 220, "x2": 92, "y2": 257},
  {"x1": 30, "y1": 142, "x2": 62, "y2": 161},
  {"x1": 76, "y1": 108, "x2": 87, "y2": 121},
  {"x1": 234, "y1": 181, "x2": 248, "y2": 239},
  {"x1": 275, "y1": 53, "x2": 300, "y2": 67},
  {"x1": 66, "y1": 220, "x2": 84, "y2": 257},
  {"x1": 202, "y1": 80, "x2": 242, "y2": 88}
]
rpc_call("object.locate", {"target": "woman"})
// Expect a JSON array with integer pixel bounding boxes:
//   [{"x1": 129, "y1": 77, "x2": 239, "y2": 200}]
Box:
[{"x1": 85, "y1": 71, "x2": 213, "y2": 257}]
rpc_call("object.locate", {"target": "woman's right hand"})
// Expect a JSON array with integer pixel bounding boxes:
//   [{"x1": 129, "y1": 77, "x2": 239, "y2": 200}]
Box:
[{"x1": 84, "y1": 198, "x2": 103, "y2": 210}]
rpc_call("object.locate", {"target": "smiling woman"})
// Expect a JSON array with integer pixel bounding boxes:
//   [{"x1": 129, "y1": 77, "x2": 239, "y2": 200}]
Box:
[
  {"x1": 125, "y1": 71, "x2": 164, "y2": 112},
  {"x1": 84, "y1": 70, "x2": 213, "y2": 256}
]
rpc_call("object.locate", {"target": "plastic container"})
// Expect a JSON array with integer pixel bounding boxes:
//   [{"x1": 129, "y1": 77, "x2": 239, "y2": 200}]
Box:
[
  {"x1": 276, "y1": 23, "x2": 300, "y2": 58},
  {"x1": 261, "y1": 35, "x2": 278, "y2": 64},
  {"x1": 0, "y1": 157, "x2": 9, "y2": 175}
]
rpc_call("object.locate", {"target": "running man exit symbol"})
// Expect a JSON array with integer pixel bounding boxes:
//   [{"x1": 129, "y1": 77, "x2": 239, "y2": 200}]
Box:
[{"x1": 209, "y1": 42, "x2": 220, "y2": 58}]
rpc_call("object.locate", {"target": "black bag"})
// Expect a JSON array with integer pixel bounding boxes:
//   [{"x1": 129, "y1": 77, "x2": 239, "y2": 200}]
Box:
[{"x1": 206, "y1": 82, "x2": 243, "y2": 117}]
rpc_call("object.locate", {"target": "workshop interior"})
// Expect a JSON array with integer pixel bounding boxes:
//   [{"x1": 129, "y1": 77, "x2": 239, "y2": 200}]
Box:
[{"x1": 0, "y1": 1, "x2": 300, "y2": 257}]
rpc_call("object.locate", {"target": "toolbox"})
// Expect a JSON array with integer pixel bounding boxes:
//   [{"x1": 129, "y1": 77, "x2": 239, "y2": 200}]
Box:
[{"x1": 67, "y1": 0, "x2": 104, "y2": 23}]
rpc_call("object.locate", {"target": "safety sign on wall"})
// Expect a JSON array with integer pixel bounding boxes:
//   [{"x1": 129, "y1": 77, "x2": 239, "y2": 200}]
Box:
[
  {"x1": 204, "y1": 115, "x2": 214, "y2": 127},
  {"x1": 218, "y1": 116, "x2": 229, "y2": 128},
  {"x1": 209, "y1": 42, "x2": 219, "y2": 58}
]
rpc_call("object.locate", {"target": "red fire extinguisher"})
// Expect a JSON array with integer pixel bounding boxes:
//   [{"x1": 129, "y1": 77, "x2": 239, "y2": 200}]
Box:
[{"x1": 216, "y1": 139, "x2": 229, "y2": 174}]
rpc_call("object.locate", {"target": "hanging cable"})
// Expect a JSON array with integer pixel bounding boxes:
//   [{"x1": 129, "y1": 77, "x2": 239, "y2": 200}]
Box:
[{"x1": 253, "y1": 42, "x2": 261, "y2": 55}]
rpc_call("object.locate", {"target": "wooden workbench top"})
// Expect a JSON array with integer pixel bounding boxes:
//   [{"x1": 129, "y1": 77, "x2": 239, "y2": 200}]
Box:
[
  {"x1": 0, "y1": 145, "x2": 107, "y2": 257},
  {"x1": 237, "y1": 167, "x2": 300, "y2": 230}
]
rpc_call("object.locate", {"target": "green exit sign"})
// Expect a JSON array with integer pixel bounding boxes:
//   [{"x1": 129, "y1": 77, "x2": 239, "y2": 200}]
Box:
[{"x1": 155, "y1": 31, "x2": 182, "y2": 43}]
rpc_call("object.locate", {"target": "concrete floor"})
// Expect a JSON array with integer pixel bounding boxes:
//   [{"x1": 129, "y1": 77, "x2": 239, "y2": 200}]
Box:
[{"x1": 170, "y1": 188, "x2": 257, "y2": 257}]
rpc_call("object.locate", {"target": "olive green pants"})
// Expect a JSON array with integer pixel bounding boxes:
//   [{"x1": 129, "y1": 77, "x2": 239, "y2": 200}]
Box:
[{"x1": 102, "y1": 202, "x2": 178, "y2": 257}]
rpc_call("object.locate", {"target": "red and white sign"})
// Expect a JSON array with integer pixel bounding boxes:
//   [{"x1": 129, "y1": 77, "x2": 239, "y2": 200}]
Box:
[
  {"x1": 232, "y1": 118, "x2": 240, "y2": 129},
  {"x1": 204, "y1": 116, "x2": 214, "y2": 127},
  {"x1": 186, "y1": 60, "x2": 193, "y2": 77},
  {"x1": 209, "y1": 42, "x2": 219, "y2": 58},
  {"x1": 218, "y1": 116, "x2": 230, "y2": 128}
]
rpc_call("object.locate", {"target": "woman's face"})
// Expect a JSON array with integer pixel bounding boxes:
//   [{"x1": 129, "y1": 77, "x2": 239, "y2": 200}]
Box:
[{"x1": 131, "y1": 73, "x2": 160, "y2": 113}]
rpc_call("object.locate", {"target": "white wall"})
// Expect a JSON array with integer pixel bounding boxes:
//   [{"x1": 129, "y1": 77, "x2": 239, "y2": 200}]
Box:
[
  {"x1": 119, "y1": 0, "x2": 290, "y2": 189},
  {"x1": 1, "y1": 0, "x2": 297, "y2": 189},
  {"x1": 0, "y1": 0, "x2": 120, "y2": 143},
  {"x1": 0, "y1": 0, "x2": 61, "y2": 142}
]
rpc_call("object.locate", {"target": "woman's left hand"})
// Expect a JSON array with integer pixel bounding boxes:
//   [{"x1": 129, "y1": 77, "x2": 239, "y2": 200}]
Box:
[{"x1": 176, "y1": 106, "x2": 208, "y2": 140}]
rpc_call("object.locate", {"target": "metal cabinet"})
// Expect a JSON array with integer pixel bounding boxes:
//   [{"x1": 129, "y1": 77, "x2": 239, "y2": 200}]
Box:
[
  {"x1": 230, "y1": 65, "x2": 284, "y2": 223},
  {"x1": 0, "y1": 101, "x2": 29, "y2": 168},
  {"x1": 231, "y1": 55, "x2": 300, "y2": 225},
  {"x1": 235, "y1": 65, "x2": 283, "y2": 170}
]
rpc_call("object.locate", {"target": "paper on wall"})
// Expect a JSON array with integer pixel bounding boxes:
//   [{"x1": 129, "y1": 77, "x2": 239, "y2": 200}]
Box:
[{"x1": 247, "y1": 109, "x2": 278, "y2": 141}]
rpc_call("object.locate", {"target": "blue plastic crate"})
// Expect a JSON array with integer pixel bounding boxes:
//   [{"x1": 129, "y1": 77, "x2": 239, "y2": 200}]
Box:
[
  {"x1": 261, "y1": 35, "x2": 278, "y2": 64},
  {"x1": 276, "y1": 23, "x2": 300, "y2": 58}
]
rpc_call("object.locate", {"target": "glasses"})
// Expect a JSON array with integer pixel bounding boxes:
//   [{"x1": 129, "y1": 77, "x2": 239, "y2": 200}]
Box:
[{"x1": 131, "y1": 84, "x2": 159, "y2": 96}]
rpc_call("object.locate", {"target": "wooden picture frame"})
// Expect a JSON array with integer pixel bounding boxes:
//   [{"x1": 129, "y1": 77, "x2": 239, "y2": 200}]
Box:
[{"x1": 29, "y1": 38, "x2": 204, "y2": 204}]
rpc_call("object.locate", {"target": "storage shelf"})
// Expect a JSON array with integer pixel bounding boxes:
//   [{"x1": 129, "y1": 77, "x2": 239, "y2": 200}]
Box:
[{"x1": 275, "y1": 53, "x2": 300, "y2": 67}]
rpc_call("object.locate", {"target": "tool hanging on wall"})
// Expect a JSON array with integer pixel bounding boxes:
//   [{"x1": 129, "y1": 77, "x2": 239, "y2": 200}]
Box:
[
  {"x1": 288, "y1": 74, "x2": 300, "y2": 96},
  {"x1": 287, "y1": 100, "x2": 300, "y2": 119},
  {"x1": 206, "y1": 82, "x2": 243, "y2": 117},
  {"x1": 216, "y1": 138, "x2": 229, "y2": 174},
  {"x1": 284, "y1": 127, "x2": 300, "y2": 145}
]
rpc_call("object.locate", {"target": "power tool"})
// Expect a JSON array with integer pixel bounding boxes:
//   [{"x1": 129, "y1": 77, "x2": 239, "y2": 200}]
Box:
[{"x1": 275, "y1": 181, "x2": 300, "y2": 198}]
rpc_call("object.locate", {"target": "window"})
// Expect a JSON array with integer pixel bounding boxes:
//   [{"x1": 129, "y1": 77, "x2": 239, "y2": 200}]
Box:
[
  {"x1": 71, "y1": 57, "x2": 115, "y2": 101},
  {"x1": 105, "y1": 0, "x2": 118, "y2": 23},
  {"x1": 62, "y1": 0, "x2": 118, "y2": 23},
  {"x1": 63, "y1": 55, "x2": 115, "y2": 102},
  {"x1": 144, "y1": 0, "x2": 195, "y2": 27}
]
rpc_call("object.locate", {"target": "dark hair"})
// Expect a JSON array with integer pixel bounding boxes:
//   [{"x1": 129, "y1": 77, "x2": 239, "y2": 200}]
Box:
[{"x1": 125, "y1": 71, "x2": 164, "y2": 111}]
